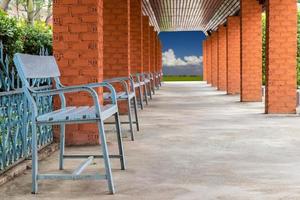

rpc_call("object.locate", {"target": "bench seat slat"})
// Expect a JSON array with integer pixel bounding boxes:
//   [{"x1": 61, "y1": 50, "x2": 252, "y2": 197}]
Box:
[{"x1": 37, "y1": 104, "x2": 117, "y2": 123}]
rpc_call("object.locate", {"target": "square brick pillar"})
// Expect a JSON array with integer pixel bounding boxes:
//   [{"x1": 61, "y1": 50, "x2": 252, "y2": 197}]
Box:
[
  {"x1": 53, "y1": 0, "x2": 103, "y2": 145},
  {"x1": 149, "y1": 26, "x2": 155, "y2": 73},
  {"x1": 103, "y1": 0, "x2": 130, "y2": 114},
  {"x1": 143, "y1": 16, "x2": 150, "y2": 73},
  {"x1": 265, "y1": 0, "x2": 297, "y2": 114},
  {"x1": 240, "y1": 0, "x2": 262, "y2": 102},
  {"x1": 217, "y1": 25, "x2": 227, "y2": 91},
  {"x1": 211, "y1": 32, "x2": 218, "y2": 87},
  {"x1": 157, "y1": 36, "x2": 161, "y2": 73},
  {"x1": 103, "y1": 0, "x2": 130, "y2": 78},
  {"x1": 226, "y1": 16, "x2": 241, "y2": 95},
  {"x1": 203, "y1": 40, "x2": 207, "y2": 81},
  {"x1": 154, "y1": 34, "x2": 158, "y2": 73},
  {"x1": 156, "y1": 40, "x2": 159, "y2": 72},
  {"x1": 154, "y1": 32, "x2": 159, "y2": 73},
  {"x1": 160, "y1": 40, "x2": 163, "y2": 73},
  {"x1": 206, "y1": 37, "x2": 212, "y2": 84},
  {"x1": 130, "y1": 0, "x2": 143, "y2": 74},
  {"x1": 158, "y1": 40, "x2": 162, "y2": 73}
]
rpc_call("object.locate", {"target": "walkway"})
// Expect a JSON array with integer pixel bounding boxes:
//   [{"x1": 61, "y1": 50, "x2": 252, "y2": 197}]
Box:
[{"x1": 2, "y1": 82, "x2": 300, "y2": 200}]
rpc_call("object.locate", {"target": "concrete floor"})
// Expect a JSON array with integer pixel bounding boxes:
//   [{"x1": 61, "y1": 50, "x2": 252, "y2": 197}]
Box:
[{"x1": 2, "y1": 81, "x2": 300, "y2": 200}]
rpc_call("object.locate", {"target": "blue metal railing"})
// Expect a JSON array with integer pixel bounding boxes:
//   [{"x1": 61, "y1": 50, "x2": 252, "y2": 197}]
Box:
[{"x1": 0, "y1": 41, "x2": 53, "y2": 172}]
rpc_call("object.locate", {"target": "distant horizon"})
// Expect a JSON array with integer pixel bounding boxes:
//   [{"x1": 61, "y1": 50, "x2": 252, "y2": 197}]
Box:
[{"x1": 159, "y1": 31, "x2": 206, "y2": 76}]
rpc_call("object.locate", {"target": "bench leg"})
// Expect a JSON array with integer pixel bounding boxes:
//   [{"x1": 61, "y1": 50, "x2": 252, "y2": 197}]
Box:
[
  {"x1": 159, "y1": 76, "x2": 162, "y2": 87},
  {"x1": 59, "y1": 124, "x2": 65, "y2": 170},
  {"x1": 152, "y1": 80, "x2": 155, "y2": 95},
  {"x1": 144, "y1": 85, "x2": 149, "y2": 105},
  {"x1": 127, "y1": 98, "x2": 135, "y2": 141},
  {"x1": 138, "y1": 86, "x2": 143, "y2": 110},
  {"x1": 31, "y1": 122, "x2": 38, "y2": 194},
  {"x1": 148, "y1": 83, "x2": 152, "y2": 99},
  {"x1": 114, "y1": 113, "x2": 126, "y2": 170},
  {"x1": 132, "y1": 96, "x2": 140, "y2": 131},
  {"x1": 97, "y1": 120, "x2": 115, "y2": 194}
]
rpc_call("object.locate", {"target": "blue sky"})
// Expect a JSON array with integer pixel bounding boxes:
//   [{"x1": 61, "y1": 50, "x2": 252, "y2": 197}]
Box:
[{"x1": 158, "y1": 31, "x2": 206, "y2": 66}]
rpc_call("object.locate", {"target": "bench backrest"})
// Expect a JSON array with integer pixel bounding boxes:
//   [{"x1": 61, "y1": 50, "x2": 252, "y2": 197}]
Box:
[{"x1": 14, "y1": 53, "x2": 60, "y2": 81}]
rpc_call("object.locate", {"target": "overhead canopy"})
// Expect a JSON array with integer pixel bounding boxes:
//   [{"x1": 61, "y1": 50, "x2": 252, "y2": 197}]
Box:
[{"x1": 142, "y1": 0, "x2": 240, "y2": 34}]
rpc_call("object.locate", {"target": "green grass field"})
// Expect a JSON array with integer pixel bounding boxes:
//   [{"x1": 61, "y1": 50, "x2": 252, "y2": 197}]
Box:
[{"x1": 163, "y1": 76, "x2": 203, "y2": 82}]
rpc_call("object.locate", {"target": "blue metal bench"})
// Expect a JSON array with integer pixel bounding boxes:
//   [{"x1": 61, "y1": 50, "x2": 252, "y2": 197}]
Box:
[
  {"x1": 131, "y1": 73, "x2": 150, "y2": 108},
  {"x1": 148, "y1": 72, "x2": 156, "y2": 95},
  {"x1": 13, "y1": 53, "x2": 125, "y2": 194},
  {"x1": 158, "y1": 71, "x2": 163, "y2": 87},
  {"x1": 103, "y1": 77, "x2": 140, "y2": 141},
  {"x1": 154, "y1": 72, "x2": 161, "y2": 89},
  {"x1": 130, "y1": 74, "x2": 144, "y2": 109},
  {"x1": 142, "y1": 73, "x2": 153, "y2": 100}
]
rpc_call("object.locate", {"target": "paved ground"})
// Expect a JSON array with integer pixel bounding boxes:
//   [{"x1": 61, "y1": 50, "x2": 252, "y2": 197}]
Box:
[{"x1": 2, "y1": 82, "x2": 300, "y2": 200}]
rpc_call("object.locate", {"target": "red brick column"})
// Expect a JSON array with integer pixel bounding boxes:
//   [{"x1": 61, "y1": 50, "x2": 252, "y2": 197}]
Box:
[
  {"x1": 143, "y1": 16, "x2": 150, "y2": 73},
  {"x1": 226, "y1": 16, "x2": 241, "y2": 95},
  {"x1": 160, "y1": 40, "x2": 163, "y2": 73},
  {"x1": 211, "y1": 32, "x2": 218, "y2": 87},
  {"x1": 240, "y1": 0, "x2": 262, "y2": 102},
  {"x1": 158, "y1": 40, "x2": 162, "y2": 73},
  {"x1": 157, "y1": 36, "x2": 161, "y2": 73},
  {"x1": 53, "y1": 0, "x2": 103, "y2": 145},
  {"x1": 265, "y1": 0, "x2": 297, "y2": 114},
  {"x1": 203, "y1": 40, "x2": 207, "y2": 81},
  {"x1": 149, "y1": 26, "x2": 155, "y2": 73},
  {"x1": 206, "y1": 37, "x2": 212, "y2": 84},
  {"x1": 154, "y1": 33, "x2": 158, "y2": 72},
  {"x1": 155, "y1": 32, "x2": 159, "y2": 73},
  {"x1": 103, "y1": 0, "x2": 130, "y2": 78},
  {"x1": 130, "y1": 0, "x2": 143, "y2": 74},
  {"x1": 217, "y1": 25, "x2": 227, "y2": 91}
]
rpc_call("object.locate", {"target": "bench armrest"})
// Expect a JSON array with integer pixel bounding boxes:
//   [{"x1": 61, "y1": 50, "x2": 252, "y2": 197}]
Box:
[
  {"x1": 33, "y1": 82, "x2": 118, "y2": 105},
  {"x1": 104, "y1": 77, "x2": 135, "y2": 94}
]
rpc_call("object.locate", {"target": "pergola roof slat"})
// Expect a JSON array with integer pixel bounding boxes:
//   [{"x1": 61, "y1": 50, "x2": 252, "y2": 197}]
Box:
[{"x1": 142, "y1": 0, "x2": 241, "y2": 34}]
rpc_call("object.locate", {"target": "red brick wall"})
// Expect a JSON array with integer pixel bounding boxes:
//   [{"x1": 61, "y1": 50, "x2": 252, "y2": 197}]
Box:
[
  {"x1": 130, "y1": 0, "x2": 143, "y2": 73},
  {"x1": 206, "y1": 37, "x2": 212, "y2": 84},
  {"x1": 103, "y1": 0, "x2": 130, "y2": 78},
  {"x1": 154, "y1": 34, "x2": 158, "y2": 72},
  {"x1": 240, "y1": 0, "x2": 262, "y2": 102},
  {"x1": 149, "y1": 26, "x2": 155, "y2": 73},
  {"x1": 156, "y1": 35, "x2": 161, "y2": 73},
  {"x1": 53, "y1": 0, "x2": 103, "y2": 145},
  {"x1": 203, "y1": 40, "x2": 207, "y2": 81},
  {"x1": 217, "y1": 25, "x2": 227, "y2": 91},
  {"x1": 227, "y1": 16, "x2": 240, "y2": 95},
  {"x1": 157, "y1": 36, "x2": 161, "y2": 73},
  {"x1": 265, "y1": 0, "x2": 297, "y2": 113},
  {"x1": 158, "y1": 40, "x2": 162, "y2": 73},
  {"x1": 156, "y1": 39, "x2": 158, "y2": 73},
  {"x1": 211, "y1": 32, "x2": 218, "y2": 87},
  {"x1": 143, "y1": 16, "x2": 150, "y2": 73}
]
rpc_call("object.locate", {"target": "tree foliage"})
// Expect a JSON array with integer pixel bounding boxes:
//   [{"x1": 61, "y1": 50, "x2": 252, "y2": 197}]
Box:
[
  {"x1": 0, "y1": 0, "x2": 52, "y2": 24},
  {"x1": 0, "y1": 8, "x2": 52, "y2": 57},
  {"x1": 0, "y1": 9, "x2": 23, "y2": 55}
]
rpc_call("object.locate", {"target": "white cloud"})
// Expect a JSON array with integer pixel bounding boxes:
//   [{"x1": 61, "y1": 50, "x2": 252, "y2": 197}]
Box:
[
  {"x1": 162, "y1": 49, "x2": 202, "y2": 67},
  {"x1": 184, "y1": 55, "x2": 203, "y2": 65}
]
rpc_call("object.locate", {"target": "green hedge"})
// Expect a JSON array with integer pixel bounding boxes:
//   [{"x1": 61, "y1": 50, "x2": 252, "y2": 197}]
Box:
[
  {"x1": 163, "y1": 75, "x2": 203, "y2": 82},
  {"x1": 0, "y1": 9, "x2": 52, "y2": 59}
]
